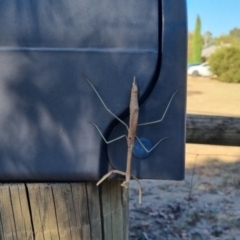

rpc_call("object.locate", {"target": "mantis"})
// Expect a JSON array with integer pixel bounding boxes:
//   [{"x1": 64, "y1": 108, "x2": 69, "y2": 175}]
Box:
[{"x1": 83, "y1": 74, "x2": 178, "y2": 203}]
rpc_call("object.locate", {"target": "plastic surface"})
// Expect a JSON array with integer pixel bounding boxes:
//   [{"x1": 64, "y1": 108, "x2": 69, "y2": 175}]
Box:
[{"x1": 0, "y1": 0, "x2": 186, "y2": 181}]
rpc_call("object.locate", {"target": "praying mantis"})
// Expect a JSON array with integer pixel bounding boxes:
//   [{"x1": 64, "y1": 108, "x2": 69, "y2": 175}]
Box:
[{"x1": 83, "y1": 74, "x2": 178, "y2": 203}]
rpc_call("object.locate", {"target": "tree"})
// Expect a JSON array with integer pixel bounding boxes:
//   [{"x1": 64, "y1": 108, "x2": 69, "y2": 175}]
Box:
[
  {"x1": 215, "y1": 28, "x2": 240, "y2": 46},
  {"x1": 203, "y1": 31, "x2": 214, "y2": 48},
  {"x1": 215, "y1": 34, "x2": 239, "y2": 46},
  {"x1": 229, "y1": 27, "x2": 240, "y2": 39},
  {"x1": 208, "y1": 46, "x2": 240, "y2": 83},
  {"x1": 192, "y1": 15, "x2": 203, "y2": 63},
  {"x1": 187, "y1": 32, "x2": 194, "y2": 63}
]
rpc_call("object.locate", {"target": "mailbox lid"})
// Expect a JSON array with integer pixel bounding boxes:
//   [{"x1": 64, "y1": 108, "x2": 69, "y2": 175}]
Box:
[{"x1": 0, "y1": 0, "x2": 160, "y2": 181}]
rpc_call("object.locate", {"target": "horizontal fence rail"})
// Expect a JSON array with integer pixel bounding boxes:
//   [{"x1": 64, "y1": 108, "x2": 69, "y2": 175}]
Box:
[{"x1": 186, "y1": 114, "x2": 240, "y2": 146}]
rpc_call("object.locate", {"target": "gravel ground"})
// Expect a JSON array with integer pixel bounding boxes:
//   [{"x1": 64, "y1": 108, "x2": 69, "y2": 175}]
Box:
[
  {"x1": 129, "y1": 155, "x2": 240, "y2": 240},
  {"x1": 129, "y1": 76, "x2": 240, "y2": 240}
]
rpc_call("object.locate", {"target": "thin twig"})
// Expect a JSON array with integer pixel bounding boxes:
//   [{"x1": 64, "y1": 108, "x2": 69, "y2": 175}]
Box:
[{"x1": 186, "y1": 154, "x2": 198, "y2": 211}]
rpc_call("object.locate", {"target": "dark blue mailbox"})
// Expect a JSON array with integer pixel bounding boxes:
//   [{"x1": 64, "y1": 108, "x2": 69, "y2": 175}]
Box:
[{"x1": 0, "y1": 0, "x2": 186, "y2": 181}]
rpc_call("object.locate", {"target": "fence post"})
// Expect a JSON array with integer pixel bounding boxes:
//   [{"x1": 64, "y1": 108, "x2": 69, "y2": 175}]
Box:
[{"x1": 0, "y1": 181, "x2": 128, "y2": 240}]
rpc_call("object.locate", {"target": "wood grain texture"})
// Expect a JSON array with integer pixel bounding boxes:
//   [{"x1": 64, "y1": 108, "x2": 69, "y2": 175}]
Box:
[
  {"x1": 101, "y1": 181, "x2": 128, "y2": 240},
  {"x1": 186, "y1": 114, "x2": 240, "y2": 146},
  {"x1": 0, "y1": 184, "x2": 33, "y2": 240},
  {"x1": 0, "y1": 181, "x2": 128, "y2": 240}
]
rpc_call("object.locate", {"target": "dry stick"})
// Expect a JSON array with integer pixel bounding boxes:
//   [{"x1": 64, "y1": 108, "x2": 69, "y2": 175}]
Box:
[{"x1": 83, "y1": 74, "x2": 178, "y2": 204}]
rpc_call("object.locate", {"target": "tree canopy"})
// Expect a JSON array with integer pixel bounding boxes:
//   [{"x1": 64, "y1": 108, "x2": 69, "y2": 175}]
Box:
[
  {"x1": 192, "y1": 15, "x2": 203, "y2": 63},
  {"x1": 208, "y1": 46, "x2": 240, "y2": 83}
]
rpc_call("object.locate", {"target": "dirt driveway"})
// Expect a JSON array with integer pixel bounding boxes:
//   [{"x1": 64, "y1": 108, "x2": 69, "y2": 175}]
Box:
[
  {"x1": 187, "y1": 76, "x2": 240, "y2": 117},
  {"x1": 129, "y1": 76, "x2": 240, "y2": 240},
  {"x1": 186, "y1": 76, "x2": 240, "y2": 167}
]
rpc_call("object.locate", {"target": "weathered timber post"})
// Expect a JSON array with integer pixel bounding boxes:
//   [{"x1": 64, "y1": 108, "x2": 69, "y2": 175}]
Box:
[
  {"x1": 0, "y1": 181, "x2": 128, "y2": 240},
  {"x1": 186, "y1": 114, "x2": 240, "y2": 146}
]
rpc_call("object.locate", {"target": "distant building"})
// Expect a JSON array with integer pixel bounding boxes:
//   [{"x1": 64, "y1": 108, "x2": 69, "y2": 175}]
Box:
[{"x1": 201, "y1": 44, "x2": 231, "y2": 59}]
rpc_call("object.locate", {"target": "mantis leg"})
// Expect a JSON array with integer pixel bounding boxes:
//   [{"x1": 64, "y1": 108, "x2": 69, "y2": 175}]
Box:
[
  {"x1": 138, "y1": 89, "x2": 179, "y2": 126},
  {"x1": 121, "y1": 173, "x2": 143, "y2": 204},
  {"x1": 97, "y1": 170, "x2": 143, "y2": 204},
  {"x1": 135, "y1": 136, "x2": 170, "y2": 153},
  {"x1": 96, "y1": 170, "x2": 126, "y2": 186},
  {"x1": 89, "y1": 122, "x2": 126, "y2": 144},
  {"x1": 83, "y1": 74, "x2": 129, "y2": 130}
]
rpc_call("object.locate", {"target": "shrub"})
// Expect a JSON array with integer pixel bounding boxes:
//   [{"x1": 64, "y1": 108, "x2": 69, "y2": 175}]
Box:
[{"x1": 208, "y1": 46, "x2": 240, "y2": 83}]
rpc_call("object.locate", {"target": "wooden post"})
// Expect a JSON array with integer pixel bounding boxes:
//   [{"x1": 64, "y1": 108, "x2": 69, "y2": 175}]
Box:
[
  {"x1": 0, "y1": 181, "x2": 128, "y2": 240},
  {"x1": 186, "y1": 114, "x2": 240, "y2": 146}
]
